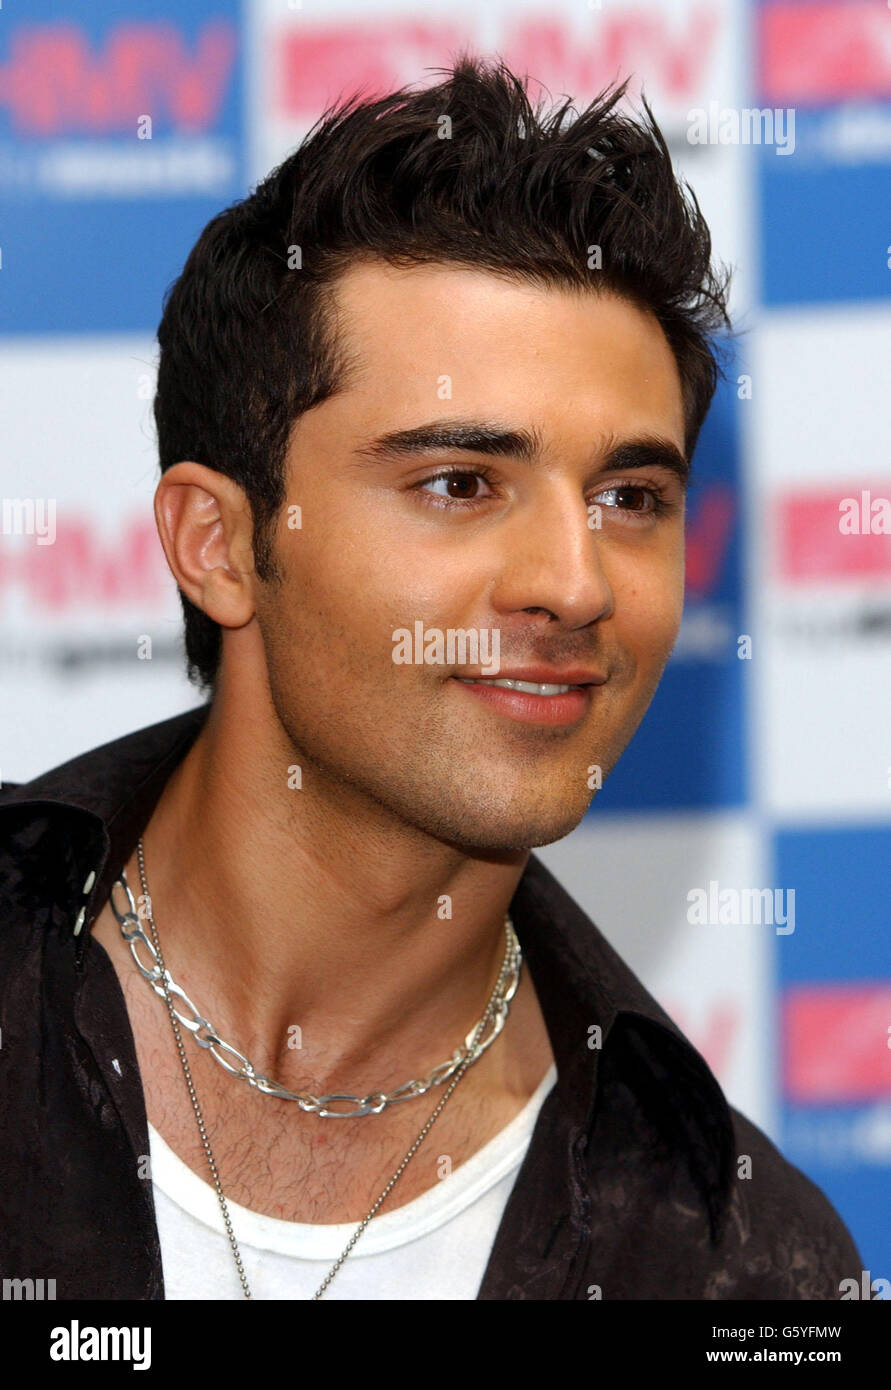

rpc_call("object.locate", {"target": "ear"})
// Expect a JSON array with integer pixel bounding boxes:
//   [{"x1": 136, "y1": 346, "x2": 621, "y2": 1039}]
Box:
[{"x1": 154, "y1": 462, "x2": 258, "y2": 630}]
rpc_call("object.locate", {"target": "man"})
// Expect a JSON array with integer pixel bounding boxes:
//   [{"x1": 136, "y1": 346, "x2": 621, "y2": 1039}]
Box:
[{"x1": 0, "y1": 56, "x2": 862, "y2": 1300}]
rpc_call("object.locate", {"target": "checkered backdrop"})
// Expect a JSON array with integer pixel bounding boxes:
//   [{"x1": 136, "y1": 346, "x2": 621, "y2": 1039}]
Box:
[{"x1": 2, "y1": 0, "x2": 889, "y2": 1288}]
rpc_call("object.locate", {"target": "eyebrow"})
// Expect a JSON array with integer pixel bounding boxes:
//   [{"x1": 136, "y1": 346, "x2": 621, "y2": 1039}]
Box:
[{"x1": 352, "y1": 419, "x2": 690, "y2": 488}]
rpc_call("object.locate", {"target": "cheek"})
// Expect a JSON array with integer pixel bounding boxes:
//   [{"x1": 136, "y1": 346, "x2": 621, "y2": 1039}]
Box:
[
  {"x1": 284, "y1": 528, "x2": 452, "y2": 669},
  {"x1": 612, "y1": 554, "x2": 685, "y2": 664}
]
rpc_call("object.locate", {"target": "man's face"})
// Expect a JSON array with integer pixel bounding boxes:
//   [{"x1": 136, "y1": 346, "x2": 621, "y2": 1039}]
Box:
[{"x1": 250, "y1": 261, "x2": 687, "y2": 852}]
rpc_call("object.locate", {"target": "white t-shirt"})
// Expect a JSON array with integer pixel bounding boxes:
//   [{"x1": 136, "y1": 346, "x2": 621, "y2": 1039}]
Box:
[{"x1": 148, "y1": 1062, "x2": 558, "y2": 1300}]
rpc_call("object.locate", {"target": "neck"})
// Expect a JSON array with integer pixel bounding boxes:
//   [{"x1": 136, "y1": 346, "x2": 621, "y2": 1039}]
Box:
[{"x1": 134, "y1": 686, "x2": 531, "y2": 1097}]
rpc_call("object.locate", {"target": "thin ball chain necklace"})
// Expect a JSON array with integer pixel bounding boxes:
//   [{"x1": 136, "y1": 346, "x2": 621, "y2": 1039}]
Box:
[{"x1": 112, "y1": 835, "x2": 522, "y2": 1300}]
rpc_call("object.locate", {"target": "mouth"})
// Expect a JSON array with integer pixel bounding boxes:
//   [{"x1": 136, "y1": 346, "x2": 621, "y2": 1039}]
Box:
[{"x1": 450, "y1": 674, "x2": 603, "y2": 726}]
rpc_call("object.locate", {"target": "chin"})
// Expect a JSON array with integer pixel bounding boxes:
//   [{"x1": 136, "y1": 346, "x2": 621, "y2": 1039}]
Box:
[{"x1": 437, "y1": 805, "x2": 589, "y2": 855}]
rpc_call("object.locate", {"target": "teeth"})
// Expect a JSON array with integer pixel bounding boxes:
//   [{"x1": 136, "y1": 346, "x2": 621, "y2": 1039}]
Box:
[{"x1": 456, "y1": 678, "x2": 575, "y2": 696}]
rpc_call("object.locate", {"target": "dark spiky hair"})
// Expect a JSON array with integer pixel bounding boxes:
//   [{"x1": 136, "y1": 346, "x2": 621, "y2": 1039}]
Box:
[{"x1": 154, "y1": 52, "x2": 732, "y2": 695}]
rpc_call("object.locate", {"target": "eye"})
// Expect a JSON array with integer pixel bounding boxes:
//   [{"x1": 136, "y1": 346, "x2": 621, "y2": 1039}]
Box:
[
  {"x1": 591, "y1": 481, "x2": 672, "y2": 519},
  {"x1": 413, "y1": 467, "x2": 496, "y2": 509}
]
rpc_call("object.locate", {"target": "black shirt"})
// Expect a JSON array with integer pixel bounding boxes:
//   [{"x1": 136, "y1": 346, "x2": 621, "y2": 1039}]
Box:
[{"x1": 0, "y1": 703, "x2": 863, "y2": 1299}]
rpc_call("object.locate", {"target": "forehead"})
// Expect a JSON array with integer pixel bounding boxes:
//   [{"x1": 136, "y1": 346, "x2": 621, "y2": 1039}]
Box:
[{"x1": 320, "y1": 259, "x2": 687, "y2": 451}]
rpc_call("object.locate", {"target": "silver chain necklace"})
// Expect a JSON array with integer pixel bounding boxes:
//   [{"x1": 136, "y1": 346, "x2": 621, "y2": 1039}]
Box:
[
  {"x1": 111, "y1": 849, "x2": 521, "y2": 1118},
  {"x1": 112, "y1": 836, "x2": 522, "y2": 1299}
]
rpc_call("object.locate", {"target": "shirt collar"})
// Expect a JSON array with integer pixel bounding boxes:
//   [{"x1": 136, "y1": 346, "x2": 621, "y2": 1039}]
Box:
[{"x1": 1, "y1": 703, "x2": 735, "y2": 1236}]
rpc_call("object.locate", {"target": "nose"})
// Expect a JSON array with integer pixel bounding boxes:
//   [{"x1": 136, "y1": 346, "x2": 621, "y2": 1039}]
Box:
[{"x1": 489, "y1": 478, "x2": 614, "y2": 629}]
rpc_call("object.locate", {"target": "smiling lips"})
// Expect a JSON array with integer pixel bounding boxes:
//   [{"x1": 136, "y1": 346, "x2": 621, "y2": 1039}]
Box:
[{"x1": 450, "y1": 668, "x2": 606, "y2": 726}]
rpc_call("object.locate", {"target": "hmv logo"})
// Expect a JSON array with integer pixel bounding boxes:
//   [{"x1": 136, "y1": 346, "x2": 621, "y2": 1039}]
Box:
[{"x1": 0, "y1": 20, "x2": 237, "y2": 135}]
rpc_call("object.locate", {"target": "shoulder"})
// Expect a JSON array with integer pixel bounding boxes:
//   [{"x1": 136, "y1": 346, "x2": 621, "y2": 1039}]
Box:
[{"x1": 720, "y1": 1104, "x2": 864, "y2": 1299}]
